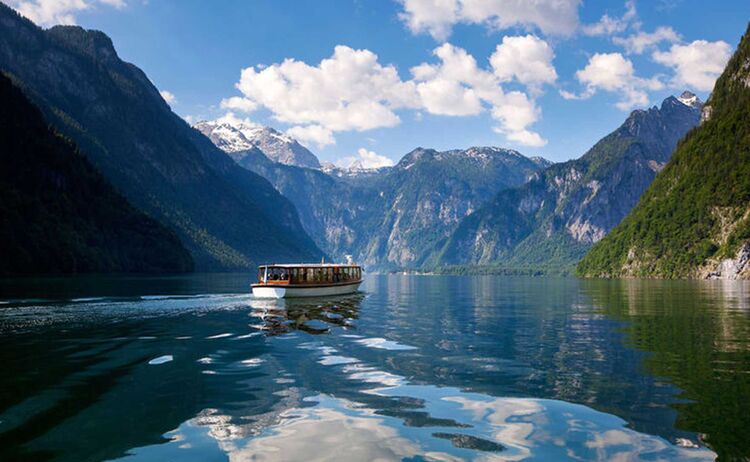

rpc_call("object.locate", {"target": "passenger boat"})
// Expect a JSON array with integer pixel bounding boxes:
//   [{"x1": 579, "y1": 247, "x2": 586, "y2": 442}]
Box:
[{"x1": 251, "y1": 262, "x2": 363, "y2": 298}]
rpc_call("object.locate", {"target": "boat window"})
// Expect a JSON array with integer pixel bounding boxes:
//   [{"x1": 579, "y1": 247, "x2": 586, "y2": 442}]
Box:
[{"x1": 264, "y1": 268, "x2": 288, "y2": 281}]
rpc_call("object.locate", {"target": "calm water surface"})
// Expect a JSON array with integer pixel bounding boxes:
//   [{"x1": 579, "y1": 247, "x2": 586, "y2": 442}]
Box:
[{"x1": 0, "y1": 274, "x2": 749, "y2": 461}]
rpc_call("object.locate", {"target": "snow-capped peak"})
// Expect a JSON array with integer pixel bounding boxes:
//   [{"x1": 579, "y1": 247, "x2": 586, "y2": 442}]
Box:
[
  {"x1": 194, "y1": 117, "x2": 320, "y2": 169},
  {"x1": 677, "y1": 91, "x2": 701, "y2": 109},
  {"x1": 194, "y1": 114, "x2": 259, "y2": 153}
]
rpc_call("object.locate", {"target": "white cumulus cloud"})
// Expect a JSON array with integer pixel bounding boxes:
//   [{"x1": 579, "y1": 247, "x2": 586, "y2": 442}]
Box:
[
  {"x1": 286, "y1": 125, "x2": 335, "y2": 148},
  {"x1": 220, "y1": 96, "x2": 257, "y2": 113},
  {"x1": 581, "y1": 0, "x2": 637, "y2": 37},
  {"x1": 231, "y1": 45, "x2": 419, "y2": 135},
  {"x1": 411, "y1": 42, "x2": 548, "y2": 146},
  {"x1": 398, "y1": 0, "x2": 580, "y2": 41},
  {"x1": 566, "y1": 52, "x2": 663, "y2": 110},
  {"x1": 159, "y1": 90, "x2": 176, "y2": 105},
  {"x1": 7, "y1": 0, "x2": 125, "y2": 27},
  {"x1": 613, "y1": 26, "x2": 681, "y2": 54},
  {"x1": 652, "y1": 40, "x2": 732, "y2": 91},
  {"x1": 336, "y1": 148, "x2": 395, "y2": 169},
  {"x1": 223, "y1": 40, "x2": 554, "y2": 148},
  {"x1": 489, "y1": 34, "x2": 557, "y2": 92}
]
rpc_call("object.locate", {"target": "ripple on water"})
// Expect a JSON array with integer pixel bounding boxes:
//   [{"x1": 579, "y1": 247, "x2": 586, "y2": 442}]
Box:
[
  {"x1": 205, "y1": 333, "x2": 233, "y2": 339},
  {"x1": 319, "y1": 355, "x2": 359, "y2": 366},
  {"x1": 355, "y1": 337, "x2": 417, "y2": 351},
  {"x1": 148, "y1": 355, "x2": 173, "y2": 365}
]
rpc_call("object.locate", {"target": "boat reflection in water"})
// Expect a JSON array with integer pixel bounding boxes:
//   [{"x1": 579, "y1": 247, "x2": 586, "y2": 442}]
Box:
[{"x1": 249, "y1": 294, "x2": 363, "y2": 336}]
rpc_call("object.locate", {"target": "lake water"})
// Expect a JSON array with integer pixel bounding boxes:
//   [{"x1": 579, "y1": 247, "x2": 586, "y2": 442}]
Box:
[{"x1": 0, "y1": 274, "x2": 748, "y2": 461}]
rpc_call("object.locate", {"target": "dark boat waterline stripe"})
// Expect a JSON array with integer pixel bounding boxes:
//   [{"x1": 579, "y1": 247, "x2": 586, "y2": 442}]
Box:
[{"x1": 251, "y1": 280, "x2": 363, "y2": 289}]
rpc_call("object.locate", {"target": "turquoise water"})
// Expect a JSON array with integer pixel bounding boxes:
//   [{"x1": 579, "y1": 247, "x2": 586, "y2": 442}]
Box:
[{"x1": 0, "y1": 274, "x2": 748, "y2": 461}]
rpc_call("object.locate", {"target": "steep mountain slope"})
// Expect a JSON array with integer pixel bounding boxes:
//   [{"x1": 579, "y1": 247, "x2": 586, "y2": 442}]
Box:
[
  {"x1": 0, "y1": 73, "x2": 193, "y2": 275},
  {"x1": 438, "y1": 92, "x2": 702, "y2": 273},
  {"x1": 214, "y1": 140, "x2": 547, "y2": 269},
  {"x1": 578, "y1": 24, "x2": 750, "y2": 279},
  {"x1": 234, "y1": 154, "x2": 382, "y2": 263},
  {"x1": 365, "y1": 147, "x2": 546, "y2": 268},
  {"x1": 194, "y1": 119, "x2": 320, "y2": 168},
  {"x1": 0, "y1": 5, "x2": 323, "y2": 270}
]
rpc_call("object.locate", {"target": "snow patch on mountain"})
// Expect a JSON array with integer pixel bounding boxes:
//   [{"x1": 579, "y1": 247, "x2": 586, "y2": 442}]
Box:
[
  {"x1": 194, "y1": 115, "x2": 320, "y2": 168},
  {"x1": 677, "y1": 90, "x2": 702, "y2": 109}
]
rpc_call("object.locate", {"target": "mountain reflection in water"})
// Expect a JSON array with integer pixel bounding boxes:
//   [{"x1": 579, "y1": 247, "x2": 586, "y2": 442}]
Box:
[{"x1": 0, "y1": 274, "x2": 747, "y2": 461}]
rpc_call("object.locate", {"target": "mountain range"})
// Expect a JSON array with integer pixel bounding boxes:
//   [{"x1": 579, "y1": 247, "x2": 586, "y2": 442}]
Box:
[
  {"x1": 0, "y1": 3, "x2": 323, "y2": 271},
  {"x1": 578, "y1": 23, "x2": 750, "y2": 279},
  {"x1": 203, "y1": 91, "x2": 702, "y2": 274},
  {"x1": 199, "y1": 123, "x2": 550, "y2": 269}
]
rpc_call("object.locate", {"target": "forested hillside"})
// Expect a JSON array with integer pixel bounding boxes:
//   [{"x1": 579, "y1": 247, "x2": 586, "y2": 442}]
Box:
[
  {"x1": 0, "y1": 73, "x2": 193, "y2": 274},
  {"x1": 578, "y1": 23, "x2": 750, "y2": 279}
]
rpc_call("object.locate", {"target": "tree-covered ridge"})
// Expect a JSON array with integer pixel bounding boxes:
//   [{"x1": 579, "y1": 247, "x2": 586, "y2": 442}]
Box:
[
  {"x1": 0, "y1": 4, "x2": 323, "y2": 271},
  {"x1": 435, "y1": 93, "x2": 702, "y2": 274},
  {"x1": 578, "y1": 23, "x2": 750, "y2": 279},
  {"x1": 0, "y1": 73, "x2": 193, "y2": 275}
]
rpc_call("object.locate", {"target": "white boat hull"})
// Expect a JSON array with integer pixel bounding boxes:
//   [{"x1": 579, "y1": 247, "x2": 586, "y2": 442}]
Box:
[{"x1": 252, "y1": 281, "x2": 361, "y2": 299}]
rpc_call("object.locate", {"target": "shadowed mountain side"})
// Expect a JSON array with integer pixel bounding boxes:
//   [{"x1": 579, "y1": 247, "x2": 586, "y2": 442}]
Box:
[{"x1": 0, "y1": 73, "x2": 193, "y2": 274}]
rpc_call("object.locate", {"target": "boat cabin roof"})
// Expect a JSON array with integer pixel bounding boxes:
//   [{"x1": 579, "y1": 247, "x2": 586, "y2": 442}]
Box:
[{"x1": 258, "y1": 263, "x2": 360, "y2": 269}]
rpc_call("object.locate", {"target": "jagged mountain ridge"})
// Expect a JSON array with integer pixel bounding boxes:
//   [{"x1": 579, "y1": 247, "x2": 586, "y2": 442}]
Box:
[
  {"x1": 578, "y1": 23, "x2": 750, "y2": 279},
  {"x1": 194, "y1": 118, "x2": 321, "y2": 168},
  {"x1": 364, "y1": 146, "x2": 549, "y2": 268},
  {"x1": 436, "y1": 92, "x2": 703, "y2": 273},
  {"x1": 209, "y1": 139, "x2": 549, "y2": 269},
  {"x1": 0, "y1": 73, "x2": 193, "y2": 274},
  {"x1": 0, "y1": 4, "x2": 323, "y2": 270}
]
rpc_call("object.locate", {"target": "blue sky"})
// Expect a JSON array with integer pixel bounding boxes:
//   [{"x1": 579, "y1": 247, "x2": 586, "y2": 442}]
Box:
[{"x1": 8, "y1": 0, "x2": 750, "y2": 165}]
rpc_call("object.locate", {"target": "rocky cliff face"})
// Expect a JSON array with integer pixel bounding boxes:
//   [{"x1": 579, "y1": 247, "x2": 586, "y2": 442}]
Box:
[
  {"x1": 0, "y1": 4, "x2": 323, "y2": 270},
  {"x1": 578, "y1": 23, "x2": 750, "y2": 279},
  {"x1": 208, "y1": 140, "x2": 547, "y2": 270},
  {"x1": 438, "y1": 93, "x2": 702, "y2": 273},
  {"x1": 366, "y1": 147, "x2": 546, "y2": 268}
]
